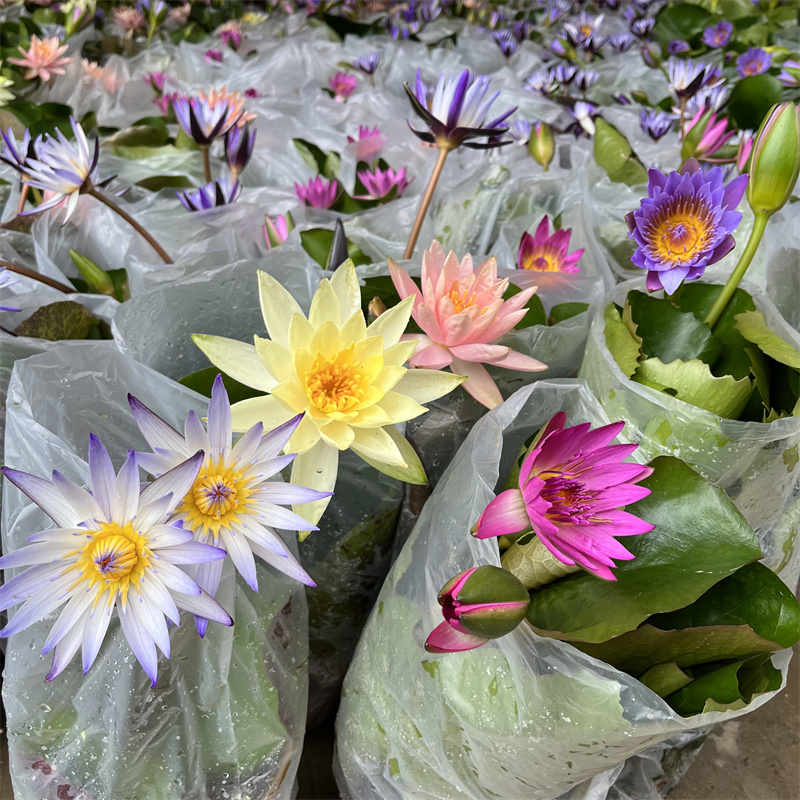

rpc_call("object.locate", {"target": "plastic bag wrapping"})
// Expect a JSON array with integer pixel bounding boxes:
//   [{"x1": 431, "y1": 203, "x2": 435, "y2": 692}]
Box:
[
  {"x1": 579, "y1": 276, "x2": 800, "y2": 590},
  {"x1": 334, "y1": 379, "x2": 793, "y2": 800},
  {"x1": 1, "y1": 343, "x2": 308, "y2": 800}
]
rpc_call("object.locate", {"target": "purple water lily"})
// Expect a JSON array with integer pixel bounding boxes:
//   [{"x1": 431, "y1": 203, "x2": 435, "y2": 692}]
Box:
[
  {"x1": 351, "y1": 52, "x2": 381, "y2": 75},
  {"x1": 737, "y1": 48, "x2": 772, "y2": 78},
  {"x1": 224, "y1": 122, "x2": 256, "y2": 180},
  {"x1": 178, "y1": 177, "x2": 241, "y2": 212},
  {"x1": 668, "y1": 58, "x2": 724, "y2": 101},
  {"x1": 565, "y1": 101, "x2": 602, "y2": 137},
  {"x1": 630, "y1": 17, "x2": 655, "y2": 38},
  {"x1": 173, "y1": 95, "x2": 241, "y2": 146},
  {"x1": 295, "y1": 176, "x2": 338, "y2": 209},
  {"x1": 626, "y1": 161, "x2": 749, "y2": 294},
  {"x1": 702, "y1": 20, "x2": 732, "y2": 48},
  {"x1": 489, "y1": 29, "x2": 520, "y2": 59},
  {"x1": 0, "y1": 267, "x2": 21, "y2": 313},
  {"x1": 607, "y1": 32, "x2": 635, "y2": 52},
  {"x1": 640, "y1": 108, "x2": 674, "y2": 141},
  {"x1": 778, "y1": 59, "x2": 800, "y2": 87},
  {"x1": 405, "y1": 69, "x2": 516, "y2": 150},
  {"x1": 668, "y1": 39, "x2": 691, "y2": 55}
]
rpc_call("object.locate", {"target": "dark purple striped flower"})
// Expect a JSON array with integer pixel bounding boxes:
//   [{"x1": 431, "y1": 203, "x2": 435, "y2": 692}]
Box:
[
  {"x1": 405, "y1": 69, "x2": 515, "y2": 150},
  {"x1": 178, "y1": 177, "x2": 241, "y2": 212},
  {"x1": 668, "y1": 39, "x2": 691, "y2": 55},
  {"x1": 0, "y1": 129, "x2": 35, "y2": 172},
  {"x1": 351, "y1": 52, "x2": 381, "y2": 75},
  {"x1": 473, "y1": 412, "x2": 654, "y2": 581},
  {"x1": 702, "y1": 20, "x2": 732, "y2": 48},
  {"x1": 224, "y1": 123, "x2": 256, "y2": 179},
  {"x1": 640, "y1": 108, "x2": 674, "y2": 141},
  {"x1": 172, "y1": 95, "x2": 240, "y2": 146},
  {"x1": 489, "y1": 29, "x2": 520, "y2": 59},
  {"x1": 625, "y1": 161, "x2": 749, "y2": 294},
  {"x1": 607, "y1": 32, "x2": 635, "y2": 52},
  {"x1": 668, "y1": 58, "x2": 724, "y2": 101},
  {"x1": 737, "y1": 48, "x2": 772, "y2": 77},
  {"x1": 574, "y1": 68, "x2": 600, "y2": 92}
]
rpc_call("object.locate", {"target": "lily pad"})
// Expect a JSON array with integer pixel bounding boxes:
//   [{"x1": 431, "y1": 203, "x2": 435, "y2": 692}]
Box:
[
  {"x1": 593, "y1": 119, "x2": 648, "y2": 187},
  {"x1": 638, "y1": 662, "x2": 693, "y2": 698},
  {"x1": 14, "y1": 301, "x2": 95, "y2": 341},
  {"x1": 603, "y1": 302, "x2": 642, "y2": 378},
  {"x1": 178, "y1": 366, "x2": 262, "y2": 404},
  {"x1": 734, "y1": 310, "x2": 800, "y2": 370},
  {"x1": 549, "y1": 302, "x2": 589, "y2": 325}
]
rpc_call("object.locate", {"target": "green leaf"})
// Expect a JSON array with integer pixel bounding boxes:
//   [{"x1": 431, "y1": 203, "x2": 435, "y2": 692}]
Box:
[
  {"x1": 548, "y1": 302, "x2": 589, "y2": 325},
  {"x1": 627, "y1": 290, "x2": 723, "y2": 365},
  {"x1": 526, "y1": 456, "x2": 762, "y2": 643},
  {"x1": 293, "y1": 138, "x2": 329, "y2": 174},
  {"x1": 638, "y1": 662, "x2": 693, "y2": 698},
  {"x1": 734, "y1": 310, "x2": 800, "y2": 369},
  {"x1": 603, "y1": 302, "x2": 642, "y2": 378},
  {"x1": 650, "y1": 562, "x2": 800, "y2": 649},
  {"x1": 593, "y1": 119, "x2": 648, "y2": 187},
  {"x1": 633, "y1": 357, "x2": 753, "y2": 419},
  {"x1": 102, "y1": 123, "x2": 169, "y2": 149},
  {"x1": 14, "y1": 301, "x2": 95, "y2": 341},
  {"x1": 665, "y1": 654, "x2": 782, "y2": 716},
  {"x1": 135, "y1": 174, "x2": 194, "y2": 192},
  {"x1": 505, "y1": 284, "x2": 547, "y2": 328},
  {"x1": 728, "y1": 74, "x2": 783, "y2": 132},
  {"x1": 654, "y1": 3, "x2": 712, "y2": 47},
  {"x1": 178, "y1": 367, "x2": 262, "y2": 404},
  {"x1": 299, "y1": 228, "x2": 370, "y2": 268},
  {"x1": 353, "y1": 425, "x2": 428, "y2": 486}
]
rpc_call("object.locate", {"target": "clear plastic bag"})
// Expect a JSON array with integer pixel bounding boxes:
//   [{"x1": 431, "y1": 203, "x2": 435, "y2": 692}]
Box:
[
  {"x1": 334, "y1": 379, "x2": 793, "y2": 800},
  {"x1": 1, "y1": 343, "x2": 308, "y2": 800},
  {"x1": 579, "y1": 276, "x2": 800, "y2": 589}
]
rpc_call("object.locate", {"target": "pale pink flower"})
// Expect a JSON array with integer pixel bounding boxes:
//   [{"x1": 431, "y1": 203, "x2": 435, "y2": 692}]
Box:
[
  {"x1": 82, "y1": 60, "x2": 123, "y2": 93},
  {"x1": 112, "y1": 6, "x2": 147, "y2": 31},
  {"x1": 198, "y1": 85, "x2": 257, "y2": 127},
  {"x1": 329, "y1": 72, "x2": 360, "y2": 102},
  {"x1": 8, "y1": 35, "x2": 74, "y2": 82},
  {"x1": 170, "y1": 2, "x2": 192, "y2": 25},
  {"x1": 389, "y1": 241, "x2": 547, "y2": 409},
  {"x1": 346, "y1": 125, "x2": 386, "y2": 163}
]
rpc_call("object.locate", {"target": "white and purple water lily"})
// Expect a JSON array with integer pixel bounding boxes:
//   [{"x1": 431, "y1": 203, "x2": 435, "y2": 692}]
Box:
[
  {"x1": 129, "y1": 376, "x2": 324, "y2": 635},
  {"x1": 177, "y1": 176, "x2": 241, "y2": 212},
  {"x1": 0, "y1": 438, "x2": 230, "y2": 686}
]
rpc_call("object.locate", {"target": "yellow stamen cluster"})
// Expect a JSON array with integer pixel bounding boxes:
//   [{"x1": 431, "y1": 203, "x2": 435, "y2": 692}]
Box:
[
  {"x1": 521, "y1": 248, "x2": 561, "y2": 272},
  {"x1": 305, "y1": 345, "x2": 367, "y2": 413},
  {"x1": 68, "y1": 521, "x2": 150, "y2": 604},
  {"x1": 649, "y1": 206, "x2": 711, "y2": 266},
  {"x1": 179, "y1": 455, "x2": 253, "y2": 538}
]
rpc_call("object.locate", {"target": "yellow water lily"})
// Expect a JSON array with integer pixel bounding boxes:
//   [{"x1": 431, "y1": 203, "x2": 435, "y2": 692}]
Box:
[{"x1": 193, "y1": 260, "x2": 464, "y2": 526}]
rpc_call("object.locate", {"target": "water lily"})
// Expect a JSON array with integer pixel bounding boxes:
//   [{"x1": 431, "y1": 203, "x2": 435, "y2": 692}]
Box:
[
  {"x1": 0, "y1": 63, "x2": 14, "y2": 106},
  {"x1": 129, "y1": 377, "x2": 322, "y2": 634},
  {"x1": 329, "y1": 72, "x2": 360, "y2": 102},
  {"x1": 702, "y1": 20, "x2": 732, "y2": 48},
  {"x1": 112, "y1": 6, "x2": 147, "y2": 31},
  {"x1": 389, "y1": 241, "x2": 546, "y2": 409},
  {"x1": 264, "y1": 212, "x2": 295, "y2": 249},
  {"x1": 295, "y1": 176, "x2": 338, "y2": 209},
  {"x1": 517, "y1": 216, "x2": 584, "y2": 273},
  {"x1": 177, "y1": 177, "x2": 241, "y2": 212},
  {"x1": 0, "y1": 267, "x2": 21, "y2": 312},
  {"x1": 8, "y1": 35, "x2": 74, "y2": 82},
  {"x1": 351, "y1": 52, "x2": 381, "y2": 76},
  {"x1": 473, "y1": 412, "x2": 654, "y2": 580},
  {"x1": 192, "y1": 261, "x2": 464, "y2": 524},
  {"x1": 355, "y1": 166, "x2": 413, "y2": 200},
  {"x1": 0, "y1": 438, "x2": 231, "y2": 685},
  {"x1": 737, "y1": 48, "x2": 772, "y2": 78},
  {"x1": 640, "y1": 108, "x2": 674, "y2": 141},
  {"x1": 224, "y1": 123, "x2": 256, "y2": 180}
]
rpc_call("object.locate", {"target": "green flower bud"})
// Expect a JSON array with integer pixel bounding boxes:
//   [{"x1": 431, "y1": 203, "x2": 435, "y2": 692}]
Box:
[
  {"x1": 529, "y1": 121, "x2": 555, "y2": 172},
  {"x1": 747, "y1": 102, "x2": 800, "y2": 216},
  {"x1": 69, "y1": 249, "x2": 115, "y2": 297}
]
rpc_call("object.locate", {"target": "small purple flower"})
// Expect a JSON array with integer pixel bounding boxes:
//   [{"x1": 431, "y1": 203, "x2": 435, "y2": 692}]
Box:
[
  {"x1": 737, "y1": 48, "x2": 772, "y2": 78},
  {"x1": 508, "y1": 119, "x2": 534, "y2": 145},
  {"x1": 0, "y1": 129, "x2": 35, "y2": 172},
  {"x1": 0, "y1": 268, "x2": 21, "y2": 313},
  {"x1": 778, "y1": 59, "x2": 800, "y2": 87},
  {"x1": 355, "y1": 166, "x2": 413, "y2": 200},
  {"x1": 552, "y1": 64, "x2": 578, "y2": 85},
  {"x1": 640, "y1": 109, "x2": 674, "y2": 141},
  {"x1": 565, "y1": 101, "x2": 602, "y2": 138},
  {"x1": 524, "y1": 67, "x2": 558, "y2": 96},
  {"x1": 328, "y1": 72, "x2": 359, "y2": 102},
  {"x1": 405, "y1": 69, "x2": 516, "y2": 150},
  {"x1": 295, "y1": 176, "x2": 338, "y2": 209},
  {"x1": 178, "y1": 177, "x2": 241, "y2": 212},
  {"x1": 245, "y1": 87, "x2": 261, "y2": 98},
  {"x1": 702, "y1": 20, "x2": 733, "y2": 48},
  {"x1": 574, "y1": 68, "x2": 600, "y2": 92},
  {"x1": 625, "y1": 161, "x2": 749, "y2": 294},
  {"x1": 352, "y1": 52, "x2": 381, "y2": 76},
  {"x1": 172, "y1": 95, "x2": 240, "y2": 147},
  {"x1": 607, "y1": 32, "x2": 635, "y2": 53},
  {"x1": 614, "y1": 94, "x2": 632, "y2": 105},
  {"x1": 668, "y1": 39, "x2": 691, "y2": 55},
  {"x1": 224, "y1": 123, "x2": 256, "y2": 180},
  {"x1": 489, "y1": 29, "x2": 520, "y2": 59},
  {"x1": 512, "y1": 20, "x2": 533, "y2": 42},
  {"x1": 685, "y1": 84, "x2": 729, "y2": 118},
  {"x1": 204, "y1": 49, "x2": 223, "y2": 64},
  {"x1": 668, "y1": 58, "x2": 724, "y2": 101},
  {"x1": 630, "y1": 17, "x2": 655, "y2": 38},
  {"x1": 143, "y1": 71, "x2": 166, "y2": 93}
]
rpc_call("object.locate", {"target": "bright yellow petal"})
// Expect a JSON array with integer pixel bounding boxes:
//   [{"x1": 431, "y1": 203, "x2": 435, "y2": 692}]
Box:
[
  {"x1": 365, "y1": 295, "x2": 414, "y2": 347},
  {"x1": 339, "y1": 309, "x2": 368, "y2": 345},
  {"x1": 329, "y1": 259, "x2": 361, "y2": 320},
  {"x1": 309, "y1": 320, "x2": 345, "y2": 359},
  {"x1": 317, "y1": 419, "x2": 356, "y2": 450},
  {"x1": 288, "y1": 313, "x2": 316, "y2": 354},
  {"x1": 350, "y1": 426, "x2": 406, "y2": 468},
  {"x1": 230, "y1": 395, "x2": 293, "y2": 433},
  {"x1": 358, "y1": 354, "x2": 385, "y2": 386},
  {"x1": 308, "y1": 278, "x2": 341, "y2": 330},
  {"x1": 254, "y1": 335, "x2": 294, "y2": 383},
  {"x1": 272, "y1": 381, "x2": 309, "y2": 413},
  {"x1": 291, "y1": 442, "x2": 338, "y2": 527},
  {"x1": 373, "y1": 365, "x2": 407, "y2": 394},
  {"x1": 375, "y1": 390, "x2": 428, "y2": 423},
  {"x1": 287, "y1": 413, "x2": 322, "y2": 453},
  {"x1": 356, "y1": 385, "x2": 385, "y2": 410},
  {"x1": 258, "y1": 271, "x2": 305, "y2": 347},
  {"x1": 350, "y1": 404, "x2": 391, "y2": 427},
  {"x1": 383, "y1": 339, "x2": 418, "y2": 367},
  {"x1": 393, "y1": 368, "x2": 467, "y2": 404},
  {"x1": 191, "y1": 334, "x2": 278, "y2": 392}
]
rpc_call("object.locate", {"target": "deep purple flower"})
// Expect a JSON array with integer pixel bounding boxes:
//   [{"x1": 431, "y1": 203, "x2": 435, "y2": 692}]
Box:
[
  {"x1": 625, "y1": 161, "x2": 749, "y2": 294},
  {"x1": 473, "y1": 411, "x2": 654, "y2": 581},
  {"x1": 355, "y1": 166, "x2": 413, "y2": 200},
  {"x1": 295, "y1": 176, "x2": 338, "y2": 209},
  {"x1": 0, "y1": 268, "x2": 21, "y2": 313},
  {"x1": 245, "y1": 87, "x2": 261, "y2": 98},
  {"x1": 640, "y1": 108, "x2": 674, "y2": 141},
  {"x1": 204, "y1": 49, "x2": 223, "y2": 63},
  {"x1": 607, "y1": 32, "x2": 635, "y2": 53},
  {"x1": 351, "y1": 52, "x2": 381, "y2": 75},
  {"x1": 737, "y1": 48, "x2": 772, "y2": 78},
  {"x1": 0, "y1": 129, "x2": 35, "y2": 172},
  {"x1": 489, "y1": 29, "x2": 520, "y2": 59},
  {"x1": 224, "y1": 123, "x2": 256, "y2": 179},
  {"x1": 614, "y1": 93, "x2": 632, "y2": 105},
  {"x1": 702, "y1": 20, "x2": 732, "y2": 48},
  {"x1": 565, "y1": 101, "x2": 602, "y2": 138},
  {"x1": 668, "y1": 39, "x2": 691, "y2": 55},
  {"x1": 177, "y1": 177, "x2": 241, "y2": 212},
  {"x1": 172, "y1": 95, "x2": 240, "y2": 146},
  {"x1": 405, "y1": 69, "x2": 516, "y2": 150}
]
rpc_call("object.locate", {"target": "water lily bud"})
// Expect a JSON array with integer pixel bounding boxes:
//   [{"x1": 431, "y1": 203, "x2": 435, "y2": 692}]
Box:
[
  {"x1": 425, "y1": 565, "x2": 530, "y2": 653},
  {"x1": 641, "y1": 42, "x2": 662, "y2": 70},
  {"x1": 69, "y1": 248, "x2": 114, "y2": 297},
  {"x1": 368, "y1": 296, "x2": 387, "y2": 321},
  {"x1": 528, "y1": 121, "x2": 555, "y2": 171},
  {"x1": 747, "y1": 102, "x2": 800, "y2": 216}
]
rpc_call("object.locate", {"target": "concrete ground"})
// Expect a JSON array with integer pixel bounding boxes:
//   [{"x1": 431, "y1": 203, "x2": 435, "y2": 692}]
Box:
[{"x1": 1, "y1": 646, "x2": 797, "y2": 799}]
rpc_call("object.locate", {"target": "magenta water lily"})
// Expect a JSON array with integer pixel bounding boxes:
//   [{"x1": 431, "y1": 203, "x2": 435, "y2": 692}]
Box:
[
  {"x1": 295, "y1": 175, "x2": 339, "y2": 209},
  {"x1": 473, "y1": 412, "x2": 654, "y2": 581},
  {"x1": 626, "y1": 161, "x2": 748, "y2": 294},
  {"x1": 517, "y1": 216, "x2": 584, "y2": 273},
  {"x1": 355, "y1": 166, "x2": 413, "y2": 200}
]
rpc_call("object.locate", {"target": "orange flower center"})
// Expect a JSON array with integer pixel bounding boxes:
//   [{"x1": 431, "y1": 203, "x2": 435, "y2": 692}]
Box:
[
  {"x1": 651, "y1": 208, "x2": 711, "y2": 265},
  {"x1": 305, "y1": 345, "x2": 366, "y2": 413}
]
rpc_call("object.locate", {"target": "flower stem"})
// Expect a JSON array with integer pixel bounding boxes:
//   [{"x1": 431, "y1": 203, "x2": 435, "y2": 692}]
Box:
[
  {"x1": 679, "y1": 97, "x2": 687, "y2": 139},
  {"x1": 201, "y1": 146, "x2": 212, "y2": 184},
  {"x1": 0, "y1": 260, "x2": 75, "y2": 293},
  {"x1": 16, "y1": 182, "x2": 29, "y2": 215},
  {"x1": 88, "y1": 188, "x2": 173, "y2": 264},
  {"x1": 703, "y1": 211, "x2": 770, "y2": 330},
  {"x1": 403, "y1": 145, "x2": 450, "y2": 260}
]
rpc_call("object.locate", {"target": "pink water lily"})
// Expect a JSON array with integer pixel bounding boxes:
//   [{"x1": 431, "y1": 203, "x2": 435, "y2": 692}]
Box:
[
  {"x1": 8, "y1": 35, "x2": 74, "y2": 82},
  {"x1": 517, "y1": 216, "x2": 583, "y2": 272},
  {"x1": 389, "y1": 241, "x2": 546, "y2": 409},
  {"x1": 473, "y1": 412, "x2": 654, "y2": 580}
]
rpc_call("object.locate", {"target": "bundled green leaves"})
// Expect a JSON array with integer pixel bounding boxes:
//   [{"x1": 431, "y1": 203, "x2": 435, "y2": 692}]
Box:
[
  {"x1": 604, "y1": 284, "x2": 800, "y2": 421},
  {"x1": 518, "y1": 456, "x2": 800, "y2": 716}
]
